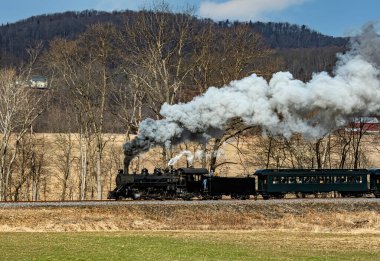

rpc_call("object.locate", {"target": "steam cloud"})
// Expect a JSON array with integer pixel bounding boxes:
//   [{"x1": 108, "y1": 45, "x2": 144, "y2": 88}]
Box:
[
  {"x1": 123, "y1": 24, "x2": 380, "y2": 171},
  {"x1": 168, "y1": 150, "x2": 194, "y2": 166}
]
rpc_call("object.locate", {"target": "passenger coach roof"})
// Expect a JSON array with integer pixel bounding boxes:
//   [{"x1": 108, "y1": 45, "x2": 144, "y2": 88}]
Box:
[
  {"x1": 368, "y1": 169, "x2": 380, "y2": 175},
  {"x1": 255, "y1": 169, "x2": 369, "y2": 175}
]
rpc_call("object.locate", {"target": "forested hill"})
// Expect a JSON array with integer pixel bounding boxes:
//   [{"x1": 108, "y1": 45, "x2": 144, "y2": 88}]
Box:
[
  {"x1": 0, "y1": 10, "x2": 348, "y2": 66},
  {"x1": 0, "y1": 10, "x2": 127, "y2": 65},
  {"x1": 251, "y1": 21, "x2": 348, "y2": 48}
]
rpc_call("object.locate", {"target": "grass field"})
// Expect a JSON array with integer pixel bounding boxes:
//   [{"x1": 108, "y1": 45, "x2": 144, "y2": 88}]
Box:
[{"x1": 0, "y1": 231, "x2": 379, "y2": 260}]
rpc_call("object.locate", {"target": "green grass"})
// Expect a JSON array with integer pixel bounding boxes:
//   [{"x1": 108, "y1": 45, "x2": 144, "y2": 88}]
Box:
[{"x1": 0, "y1": 231, "x2": 378, "y2": 260}]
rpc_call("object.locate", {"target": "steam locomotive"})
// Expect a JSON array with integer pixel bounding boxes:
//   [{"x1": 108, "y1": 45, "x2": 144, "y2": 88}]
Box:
[{"x1": 107, "y1": 168, "x2": 380, "y2": 200}]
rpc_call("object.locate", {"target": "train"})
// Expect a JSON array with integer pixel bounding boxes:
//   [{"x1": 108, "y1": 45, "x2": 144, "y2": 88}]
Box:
[{"x1": 107, "y1": 168, "x2": 380, "y2": 200}]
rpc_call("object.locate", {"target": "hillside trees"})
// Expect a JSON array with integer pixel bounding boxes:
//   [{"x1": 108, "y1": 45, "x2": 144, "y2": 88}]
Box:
[{"x1": 0, "y1": 10, "x2": 348, "y2": 67}]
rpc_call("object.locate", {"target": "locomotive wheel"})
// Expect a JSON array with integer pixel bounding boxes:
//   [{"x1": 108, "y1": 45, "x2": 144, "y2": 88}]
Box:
[
  {"x1": 243, "y1": 195, "x2": 250, "y2": 200},
  {"x1": 182, "y1": 195, "x2": 193, "y2": 201},
  {"x1": 236, "y1": 194, "x2": 249, "y2": 200}
]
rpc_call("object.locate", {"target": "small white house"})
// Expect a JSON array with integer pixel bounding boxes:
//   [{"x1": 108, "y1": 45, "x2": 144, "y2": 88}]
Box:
[{"x1": 29, "y1": 76, "x2": 48, "y2": 88}]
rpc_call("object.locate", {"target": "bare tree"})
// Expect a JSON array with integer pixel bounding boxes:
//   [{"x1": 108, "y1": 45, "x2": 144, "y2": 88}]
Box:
[
  {"x1": 53, "y1": 133, "x2": 75, "y2": 200},
  {"x1": 118, "y1": 4, "x2": 194, "y2": 116},
  {"x1": 335, "y1": 117, "x2": 371, "y2": 169},
  {"x1": 29, "y1": 135, "x2": 47, "y2": 201},
  {"x1": 45, "y1": 38, "x2": 91, "y2": 199},
  {"x1": 110, "y1": 79, "x2": 144, "y2": 141},
  {"x1": 0, "y1": 69, "x2": 44, "y2": 200},
  {"x1": 79, "y1": 23, "x2": 117, "y2": 199}
]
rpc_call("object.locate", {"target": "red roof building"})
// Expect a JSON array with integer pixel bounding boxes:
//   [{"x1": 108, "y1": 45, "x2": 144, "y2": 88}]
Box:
[{"x1": 345, "y1": 117, "x2": 380, "y2": 133}]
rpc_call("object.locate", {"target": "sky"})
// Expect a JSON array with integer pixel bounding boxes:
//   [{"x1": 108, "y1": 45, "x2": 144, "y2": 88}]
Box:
[{"x1": 0, "y1": 0, "x2": 378, "y2": 37}]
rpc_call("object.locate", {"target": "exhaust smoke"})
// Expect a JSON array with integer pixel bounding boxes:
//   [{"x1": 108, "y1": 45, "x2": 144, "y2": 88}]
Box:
[{"x1": 123, "y1": 24, "x2": 380, "y2": 172}]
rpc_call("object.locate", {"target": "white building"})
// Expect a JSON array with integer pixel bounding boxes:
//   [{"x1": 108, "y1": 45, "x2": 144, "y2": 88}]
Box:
[{"x1": 29, "y1": 76, "x2": 48, "y2": 88}]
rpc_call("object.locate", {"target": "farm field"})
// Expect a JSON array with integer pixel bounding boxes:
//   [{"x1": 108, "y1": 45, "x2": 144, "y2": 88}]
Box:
[{"x1": 0, "y1": 231, "x2": 379, "y2": 260}]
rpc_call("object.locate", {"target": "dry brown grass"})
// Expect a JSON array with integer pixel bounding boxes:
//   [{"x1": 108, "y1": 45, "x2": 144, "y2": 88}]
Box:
[{"x1": 0, "y1": 201, "x2": 379, "y2": 233}]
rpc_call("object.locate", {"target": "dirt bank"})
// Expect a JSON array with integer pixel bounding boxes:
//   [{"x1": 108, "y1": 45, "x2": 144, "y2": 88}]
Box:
[{"x1": 0, "y1": 200, "x2": 379, "y2": 232}]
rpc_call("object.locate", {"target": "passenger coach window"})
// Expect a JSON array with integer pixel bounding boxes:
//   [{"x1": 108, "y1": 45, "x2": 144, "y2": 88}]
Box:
[{"x1": 336, "y1": 176, "x2": 347, "y2": 183}]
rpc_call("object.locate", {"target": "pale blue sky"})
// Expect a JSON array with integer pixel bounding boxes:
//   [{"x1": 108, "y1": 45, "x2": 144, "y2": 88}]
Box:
[{"x1": 0, "y1": 0, "x2": 378, "y2": 36}]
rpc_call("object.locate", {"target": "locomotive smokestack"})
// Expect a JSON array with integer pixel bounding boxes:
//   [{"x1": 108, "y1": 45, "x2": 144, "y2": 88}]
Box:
[
  {"x1": 123, "y1": 136, "x2": 152, "y2": 174},
  {"x1": 124, "y1": 24, "x2": 380, "y2": 161},
  {"x1": 123, "y1": 150, "x2": 131, "y2": 175}
]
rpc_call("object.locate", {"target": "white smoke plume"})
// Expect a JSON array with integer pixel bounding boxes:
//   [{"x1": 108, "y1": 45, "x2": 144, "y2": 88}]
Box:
[
  {"x1": 123, "y1": 24, "x2": 380, "y2": 170},
  {"x1": 195, "y1": 150, "x2": 204, "y2": 162},
  {"x1": 168, "y1": 150, "x2": 194, "y2": 166}
]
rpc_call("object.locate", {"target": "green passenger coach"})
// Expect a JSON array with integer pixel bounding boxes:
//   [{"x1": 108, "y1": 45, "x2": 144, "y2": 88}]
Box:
[{"x1": 255, "y1": 169, "x2": 370, "y2": 199}]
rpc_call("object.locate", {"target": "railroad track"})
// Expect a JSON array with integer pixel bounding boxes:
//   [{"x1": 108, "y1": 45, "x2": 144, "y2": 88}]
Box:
[{"x1": 0, "y1": 197, "x2": 379, "y2": 208}]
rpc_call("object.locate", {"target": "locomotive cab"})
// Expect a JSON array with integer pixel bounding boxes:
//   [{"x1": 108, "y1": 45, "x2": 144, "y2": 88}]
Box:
[{"x1": 177, "y1": 168, "x2": 209, "y2": 197}]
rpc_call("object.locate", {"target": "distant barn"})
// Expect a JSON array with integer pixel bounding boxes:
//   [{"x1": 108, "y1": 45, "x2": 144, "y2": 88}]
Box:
[{"x1": 345, "y1": 117, "x2": 380, "y2": 133}]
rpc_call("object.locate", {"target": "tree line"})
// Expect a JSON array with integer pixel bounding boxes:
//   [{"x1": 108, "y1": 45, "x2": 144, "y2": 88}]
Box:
[{"x1": 0, "y1": 9, "x2": 347, "y2": 66}]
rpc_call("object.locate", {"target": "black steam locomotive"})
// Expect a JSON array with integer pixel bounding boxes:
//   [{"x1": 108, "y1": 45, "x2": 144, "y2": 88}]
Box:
[
  {"x1": 107, "y1": 168, "x2": 254, "y2": 200},
  {"x1": 107, "y1": 168, "x2": 380, "y2": 200}
]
